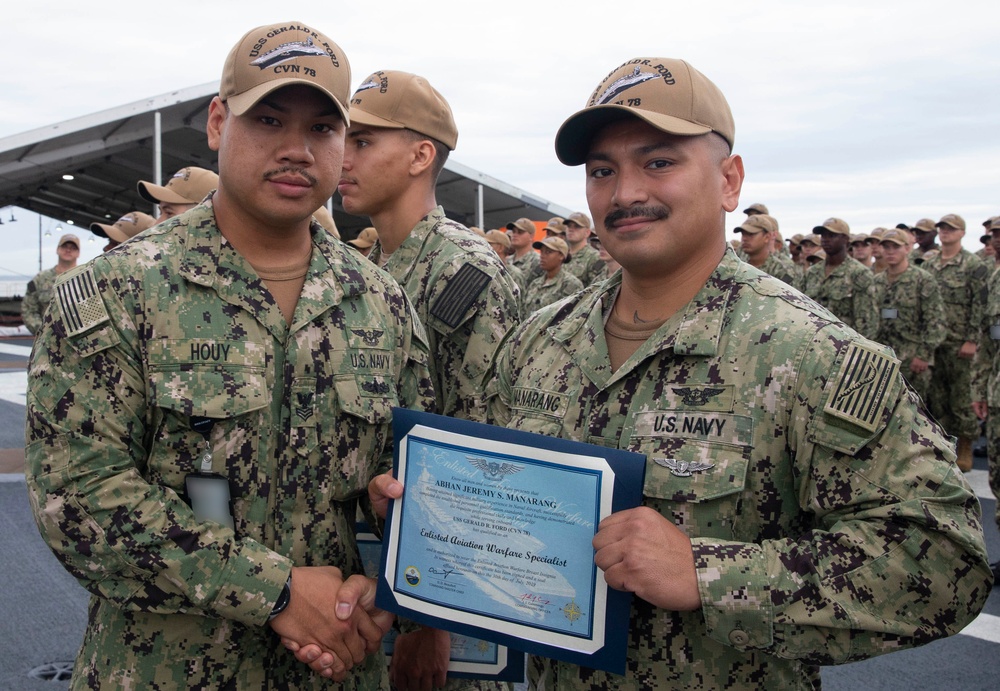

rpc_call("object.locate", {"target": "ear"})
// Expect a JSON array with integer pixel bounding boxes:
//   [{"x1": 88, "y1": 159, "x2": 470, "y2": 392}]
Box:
[
  {"x1": 720, "y1": 154, "x2": 745, "y2": 213},
  {"x1": 206, "y1": 97, "x2": 227, "y2": 153},
  {"x1": 408, "y1": 139, "x2": 437, "y2": 178}
]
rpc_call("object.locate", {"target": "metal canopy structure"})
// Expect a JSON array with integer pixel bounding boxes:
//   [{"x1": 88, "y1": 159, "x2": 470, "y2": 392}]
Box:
[{"x1": 0, "y1": 82, "x2": 571, "y2": 239}]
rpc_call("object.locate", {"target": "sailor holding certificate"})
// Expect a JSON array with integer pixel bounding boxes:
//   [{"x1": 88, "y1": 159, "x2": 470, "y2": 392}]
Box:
[
  {"x1": 481, "y1": 58, "x2": 990, "y2": 690},
  {"x1": 293, "y1": 58, "x2": 991, "y2": 690}
]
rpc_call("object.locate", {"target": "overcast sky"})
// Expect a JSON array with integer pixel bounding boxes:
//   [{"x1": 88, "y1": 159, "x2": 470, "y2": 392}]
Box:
[{"x1": 1, "y1": 0, "x2": 997, "y2": 279}]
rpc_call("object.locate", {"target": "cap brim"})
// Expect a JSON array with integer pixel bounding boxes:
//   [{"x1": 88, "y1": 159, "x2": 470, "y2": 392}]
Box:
[
  {"x1": 348, "y1": 107, "x2": 405, "y2": 130},
  {"x1": 90, "y1": 223, "x2": 110, "y2": 239},
  {"x1": 227, "y1": 79, "x2": 350, "y2": 124},
  {"x1": 138, "y1": 180, "x2": 189, "y2": 205},
  {"x1": 555, "y1": 105, "x2": 712, "y2": 166}
]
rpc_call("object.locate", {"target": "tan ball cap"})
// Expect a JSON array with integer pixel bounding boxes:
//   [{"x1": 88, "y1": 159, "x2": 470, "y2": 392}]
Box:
[
  {"x1": 90, "y1": 211, "x2": 156, "y2": 243},
  {"x1": 936, "y1": 214, "x2": 966, "y2": 231},
  {"x1": 799, "y1": 234, "x2": 821, "y2": 246},
  {"x1": 348, "y1": 227, "x2": 378, "y2": 249},
  {"x1": 564, "y1": 212, "x2": 591, "y2": 229},
  {"x1": 734, "y1": 215, "x2": 774, "y2": 234},
  {"x1": 879, "y1": 229, "x2": 911, "y2": 246},
  {"x1": 506, "y1": 218, "x2": 536, "y2": 235},
  {"x1": 350, "y1": 70, "x2": 458, "y2": 150},
  {"x1": 533, "y1": 236, "x2": 570, "y2": 258},
  {"x1": 485, "y1": 229, "x2": 511, "y2": 249},
  {"x1": 220, "y1": 22, "x2": 351, "y2": 122},
  {"x1": 138, "y1": 167, "x2": 219, "y2": 205},
  {"x1": 743, "y1": 202, "x2": 769, "y2": 215},
  {"x1": 57, "y1": 233, "x2": 81, "y2": 248},
  {"x1": 555, "y1": 58, "x2": 734, "y2": 166},
  {"x1": 911, "y1": 218, "x2": 936, "y2": 233},
  {"x1": 812, "y1": 217, "x2": 850, "y2": 235}
]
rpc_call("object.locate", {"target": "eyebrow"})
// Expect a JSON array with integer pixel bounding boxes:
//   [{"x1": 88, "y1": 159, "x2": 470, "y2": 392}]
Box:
[
  {"x1": 585, "y1": 141, "x2": 681, "y2": 164},
  {"x1": 347, "y1": 128, "x2": 376, "y2": 139}
]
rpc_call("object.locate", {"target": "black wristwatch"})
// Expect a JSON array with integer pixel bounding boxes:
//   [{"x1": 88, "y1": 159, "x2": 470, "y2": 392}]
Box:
[{"x1": 269, "y1": 573, "x2": 292, "y2": 621}]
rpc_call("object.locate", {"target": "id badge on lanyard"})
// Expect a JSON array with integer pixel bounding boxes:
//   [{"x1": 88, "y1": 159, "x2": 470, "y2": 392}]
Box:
[{"x1": 184, "y1": 416, "x2": 235, "y2": 530}]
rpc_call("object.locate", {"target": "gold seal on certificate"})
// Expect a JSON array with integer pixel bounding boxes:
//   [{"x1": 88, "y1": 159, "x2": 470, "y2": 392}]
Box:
[{"x1": 375, "y1": 409, "x2": 645, "y2": 675}]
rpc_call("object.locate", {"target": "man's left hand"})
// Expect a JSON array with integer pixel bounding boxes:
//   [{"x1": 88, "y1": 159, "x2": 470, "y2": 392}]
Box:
[{"x1": 593, "y1": 506, "x2": 702, "y2": 611}]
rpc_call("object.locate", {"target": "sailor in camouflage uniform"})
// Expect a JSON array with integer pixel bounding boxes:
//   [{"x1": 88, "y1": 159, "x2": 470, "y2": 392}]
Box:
[
  {"x1": 25, "y1": 23, "x2": 435, "y2": 689},
  {"x1": 482, "y1": 57, "x2": 991, "y2": 690},
  {"x1": 507, "y1": 217, "x2": 544, "y2": 289},
  {"x1": 563, "y1": 212, "x2": 606, "y2": 286},
  {"x1": 338, "y1": 69, "x2": 518, "y2": 691},
  {"x1": 872, "y1": 228, "x2": 946, "y2": 403},
  {"x1": 522, "y1": 237, "x2": 585, "y2": 315},
  {"x1": 973, "y1": 218, "x2": 1000, "y2": 583},
  {"x1": 801, "y1": 217, "x2": 879, "y2": 339},
  {"x1": 21, "y1": 233, "x2": 80, "y2": 334},
  {"x1": 733, "y1": 214, "x2": 797, "y2": 286},
  {"x1": 341, "y1": 69, "x2": 519, "y2": 424},
  {"x1": 923, "y1": 213, "x2": 989, "y2": 471}
]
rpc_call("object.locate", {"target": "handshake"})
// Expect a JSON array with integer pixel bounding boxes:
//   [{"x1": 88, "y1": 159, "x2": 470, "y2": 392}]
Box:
[{"x1": 269, "y1": 472, "x2": 408, "y2": 682}]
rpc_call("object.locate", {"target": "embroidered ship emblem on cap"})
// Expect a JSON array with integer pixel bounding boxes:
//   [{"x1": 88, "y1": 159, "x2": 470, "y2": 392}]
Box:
[
  {"x1": 56, "y1": 267, "x2": 109, "y2": 337},
  {"x1": 356, "y1": 77, "x2": 380, "y2": 93},
  {"x1": 595, "y1": 66, "x2": 658, "y2": 105},
  {"x1": 250, "y1": 37, "x2": 327, "y2": 70},
  {"x1": 824, "y1": 342, "x2": 899, "y2": 432}
]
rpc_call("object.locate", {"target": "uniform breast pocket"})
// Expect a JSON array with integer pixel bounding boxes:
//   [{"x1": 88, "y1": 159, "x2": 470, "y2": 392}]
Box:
[
  {"x1": 147, "y1": 366, "x2": 267, "y2": 492},
  {"x1": 939, "y1": 281, "x2": 967, "y2": 305},
  {"x1": 640, "y1": 439, "x2": 750, "y2": 540},
  {"x1": 325, "y1": 374, "x2": 399, "y2": 500}
]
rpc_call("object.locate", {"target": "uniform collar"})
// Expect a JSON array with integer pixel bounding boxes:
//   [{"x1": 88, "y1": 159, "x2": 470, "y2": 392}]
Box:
[
  {"x1": 177, "y1": 196, "x2": 367, "y2": 337},
  {"x1": 370, "y1": 206, "x2": 445, "y2": 282},
  {"x1": 548, "y1": 249, "x2": 738, "y2": 379}
]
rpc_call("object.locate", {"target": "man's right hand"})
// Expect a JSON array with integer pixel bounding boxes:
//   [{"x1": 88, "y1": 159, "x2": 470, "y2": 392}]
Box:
[{"x1": 270, "y1": 566, "x2": 393, "y2": 680}]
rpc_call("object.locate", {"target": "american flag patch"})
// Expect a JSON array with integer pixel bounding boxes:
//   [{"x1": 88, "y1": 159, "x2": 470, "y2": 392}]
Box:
[
  {"x1": 824, "y1": 342, "x2": 899, "y2": 432},
  {"x1": 56, "y1": 267, "x2": 109, "y2": 336},
  {"x1": 430, "y1": 264, "x2": 490, "y2": 329}
]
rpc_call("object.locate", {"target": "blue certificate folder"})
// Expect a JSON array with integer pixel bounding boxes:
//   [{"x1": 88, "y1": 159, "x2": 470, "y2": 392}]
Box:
[{"x1": 376, "y1": 408, "x2": 646, "y2": 676}]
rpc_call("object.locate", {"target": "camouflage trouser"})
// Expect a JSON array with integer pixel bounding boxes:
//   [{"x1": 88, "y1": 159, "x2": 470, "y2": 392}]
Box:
[
  {"x1": 988, "y1": 409, "x2": 1000, "y2": 532},
  {"x1": 927, "y1": 343, "x2": 980, "y2": 439}
]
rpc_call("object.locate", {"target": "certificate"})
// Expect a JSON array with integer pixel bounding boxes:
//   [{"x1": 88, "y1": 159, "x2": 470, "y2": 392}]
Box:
[
  {"x1": 357, "y1": 524, "x2": 524, "y2": 681},
  {"x1": 375, "y1": 409, "x2": 645, "y2": 675}
]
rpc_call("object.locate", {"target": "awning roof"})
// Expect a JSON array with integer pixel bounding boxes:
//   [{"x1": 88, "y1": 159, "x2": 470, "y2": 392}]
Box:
[{"x1": 0, "y1": 82, "x2": 571, "y2": 238}]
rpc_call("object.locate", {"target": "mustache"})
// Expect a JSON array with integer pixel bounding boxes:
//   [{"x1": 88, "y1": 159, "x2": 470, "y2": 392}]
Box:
[
  {"x1": 604, "y1": 206, "x2": 668, "y2": 228},
  {"x1": 264, "y1": 166, "x2": 318, "y2": 185}
]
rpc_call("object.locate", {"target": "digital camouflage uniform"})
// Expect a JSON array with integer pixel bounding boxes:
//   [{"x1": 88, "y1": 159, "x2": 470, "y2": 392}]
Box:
[
  {"x1": 756, "y1": 252, "x2": 798, "y2": 287},
  {"x1": 21, "y1": 266, "x2": 59, "y2": 334},
  {"x1": 972, "y1": 265, "x2": 1000, "y2": 532},
  {"x1": 922, "y1": 249, "x2": 988, "y2": 439},
  {"x1": 801, "y1": 256, "x2": 879, "y2": 339},
  {"x1": 369, "y1": 206, "x2": 520, "y2": 422},
  {"x1": 25, "y1": 198, "x2": 436, "y2": 690},
  {"x1": 523, "y1": 270, "x2": 584, "y2": 317},
  {"x1": 873, "y1": 265, "x2": 946, "y2": 403},
  {"x1": 564, "y1": 244, "x2": 606, "y2": 286},
  {"x1": 369, "y1": 208, "x2": 518, "y2": 691},
  {"x1": 486, "y1": 249, "x2": 991, "y2": 691},
  {"x1": 510, "y1": 250, "x2": 544, "y2": 290}
]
